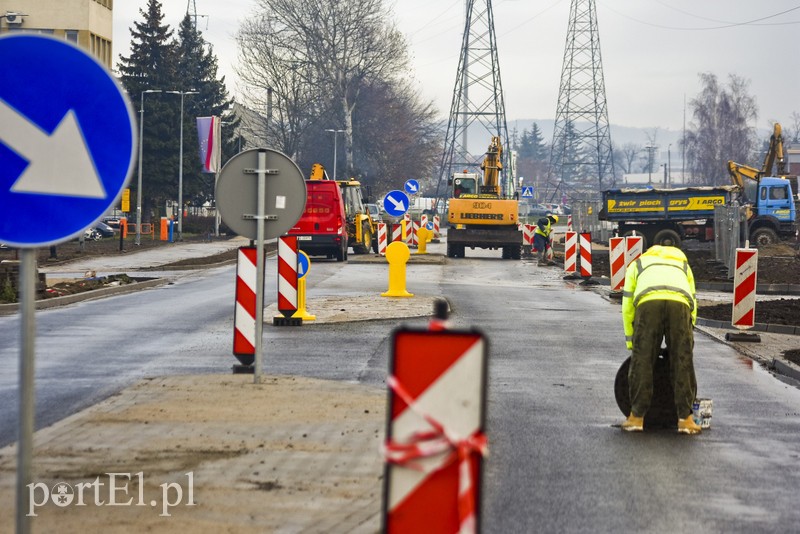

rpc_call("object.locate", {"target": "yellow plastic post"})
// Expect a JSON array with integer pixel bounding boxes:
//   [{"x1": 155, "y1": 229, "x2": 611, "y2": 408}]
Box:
[
  {"x1": 292, "y1": 277, "x2": 316, "y2": 321},
  {"x1": 416, "y1": 227, "x2": 431, "y2": 254},
  {"x1": 381, "y1": 241, "x2": 414, "y2": 297}
]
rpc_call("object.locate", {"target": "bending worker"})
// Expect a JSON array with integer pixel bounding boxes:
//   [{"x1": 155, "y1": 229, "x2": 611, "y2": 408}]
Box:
[
  {"x1": 620, "y1": 245, "x2": 702, "y2": 435},
  {"x1": 533, "y1": 214, "x2": 558, "y2": 266}
]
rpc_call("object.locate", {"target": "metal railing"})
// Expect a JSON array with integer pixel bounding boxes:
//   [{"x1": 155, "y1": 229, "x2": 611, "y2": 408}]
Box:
[{"x1": 571, "y1": 200, "x2": 611, "y2": 242}]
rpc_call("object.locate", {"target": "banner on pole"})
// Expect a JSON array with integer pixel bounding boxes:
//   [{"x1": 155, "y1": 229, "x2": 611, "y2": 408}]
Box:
[{"x1": 197, "y1": 116, "x2": 222, "y2": 173}]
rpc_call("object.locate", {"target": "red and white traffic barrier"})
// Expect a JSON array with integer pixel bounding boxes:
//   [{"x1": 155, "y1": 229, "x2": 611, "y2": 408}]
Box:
[
  {"x1": 732, "y1": 247, "x2": 758, "y2": 329},
  {"x1": 625, "y1": 234, "x2": 643, "y2": 268},
  {"x1": 411, "y1": 220, "x2": 420, "y2": 247},
  {"x1": 233, "y1": 247, "x2": 258, "y2": 358},
  {"x1": 420, "y1": 214, "x2": 428, "y2": 229},
  {"x1": 522, "y1": 224, "x2": 535, "y2": 250},
  {"x1": 567, "y1": 214, "x2": 573, "y2": 231},
  {"x1": 609, "y1": 236, "x2": 626, "y2": 291},
  {"x1": 384, "y1": 329, "x2": 488, "y2": 534},
  {"x1": 277, "y1": 236, "x2": 298, "y2": 318},
  {"x1": 564, "y1": 231, "x2": 577, "y2": 273},
  {"x1": 392, "y1": 223, "x2": 403, "y2": 243},
  {"x1": 579, "y1": 232, "x2": 592, "y2": 277},
  {"x1": 433, "y1": 215, "x2": 440, "y2": 237},
  {"x1": 378, "y1": 222, "x2": 388, "y2": 255}
]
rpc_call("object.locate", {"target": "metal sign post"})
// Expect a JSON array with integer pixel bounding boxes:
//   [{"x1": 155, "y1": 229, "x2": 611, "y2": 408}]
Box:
[
  {"x1": 254, "y1": 149, "x2": 267, "y2": 382},
  {"x1": 17, "y1": 249, "x2": 35, "y2": 534}
]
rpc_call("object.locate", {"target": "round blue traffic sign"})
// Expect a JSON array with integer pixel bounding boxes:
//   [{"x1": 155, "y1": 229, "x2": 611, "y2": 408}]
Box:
[
  {"x1": 383, "y1": 190, "x2": 409, "y2": 218},
  {"x1": 404, "y1": 179, "x2": 419, "y2": 195},
  {"x1": 426, "y1": 221, "x2": 434, "y2": 231},
  {"x1": 0, "y1": 35, "x2": 137, "y2": 247},
  {"x1": 298, "y1": 250, "x2": 310, "y2": 279}
]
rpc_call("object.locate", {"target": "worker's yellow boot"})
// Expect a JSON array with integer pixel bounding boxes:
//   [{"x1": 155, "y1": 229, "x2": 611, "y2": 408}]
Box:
[
  {"x1": 621, "y1": 414, "x2": 644, "y2": 432},
  {"x1": 678, "y1": 415, "x2": 702, "y2": 435}
]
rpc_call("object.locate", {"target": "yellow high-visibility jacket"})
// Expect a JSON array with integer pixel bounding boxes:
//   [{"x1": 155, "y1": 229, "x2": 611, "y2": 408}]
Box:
[
  {"x1": 621, "y1": 245, "x2": 697, "y2": 350},
  {"x1": 534, "y1": 219, "x2": 551, "y2": 238}
]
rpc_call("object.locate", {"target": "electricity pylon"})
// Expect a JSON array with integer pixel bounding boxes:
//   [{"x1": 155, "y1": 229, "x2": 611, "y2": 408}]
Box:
[
  {"x1": 547, "y1": 0, "x2": 615, "y2": 202},
  {"x1": 434, "y1": 0, "x2": 512, "y2": 209}
]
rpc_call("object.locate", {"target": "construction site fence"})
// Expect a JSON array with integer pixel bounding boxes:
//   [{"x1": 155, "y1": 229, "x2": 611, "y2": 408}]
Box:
[
  {"x1": 570, "y1": 201, "x2": 614, "y2": 242},
  {"x1": 713, "y1": 204, "x2": 749, "y2": 279}
]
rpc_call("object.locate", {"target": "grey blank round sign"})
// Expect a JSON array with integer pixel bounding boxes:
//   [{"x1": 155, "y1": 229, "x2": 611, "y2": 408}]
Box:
[{"x1": 215, "y1": 148, "x2": 307, "y2": 240}]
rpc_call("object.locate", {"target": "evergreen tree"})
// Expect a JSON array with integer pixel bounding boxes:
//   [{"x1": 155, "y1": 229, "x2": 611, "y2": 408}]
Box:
[{"x1": 117, "y1": 0, "x2": 178, "y2": 221}]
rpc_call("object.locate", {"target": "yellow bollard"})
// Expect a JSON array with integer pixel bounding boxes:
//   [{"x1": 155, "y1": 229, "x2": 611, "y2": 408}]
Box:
[
  {"x1": 292, "y1": 251, "x2": 316, "y2": 321},
  {"x1": 416, "y1": 227, "x2": 431, "y2": 254},
  {"x1": 381, "y1": 241, "x2": 414, "y2": 297},
  {"x1": 292, "y1": 276, "x2": 316, "y2": 321}
]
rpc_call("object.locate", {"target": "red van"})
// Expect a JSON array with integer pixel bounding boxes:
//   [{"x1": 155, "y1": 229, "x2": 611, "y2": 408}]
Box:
[{"x1": 288, "y1": 179, "x2": 348, "y2": 261}]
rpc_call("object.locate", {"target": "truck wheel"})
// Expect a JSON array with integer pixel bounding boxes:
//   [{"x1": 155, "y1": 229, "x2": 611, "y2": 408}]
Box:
[
  {"x1": 751, "y1": 227, "x2": 778, "y2": 248},
  {"x1": 653, "y1": 229, "x2": 681, "y2": 248},
  {"x1": 354, "y1": 224, "x2": 372, "y2": 254},
  {"x1": 447, "y1": 242, "x2": 456, "y2": 258}
]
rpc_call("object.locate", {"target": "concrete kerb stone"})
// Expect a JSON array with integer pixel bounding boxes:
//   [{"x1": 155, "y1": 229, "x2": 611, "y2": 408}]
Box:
[{"x1": 0, "y1": 277, "x2": 167, "y2": 316}]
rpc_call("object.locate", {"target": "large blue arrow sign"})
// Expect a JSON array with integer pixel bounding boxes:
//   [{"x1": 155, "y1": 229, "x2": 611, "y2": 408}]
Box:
[
  {"x1": 383, "y1": 190, "x2": 409, "y2": 218},
  {"x1": 0, "y1": 35, "x2": 137, "y2": 247}
]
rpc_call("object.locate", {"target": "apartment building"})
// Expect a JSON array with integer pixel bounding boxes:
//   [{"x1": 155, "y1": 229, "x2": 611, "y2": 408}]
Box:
[{"x1": 0, "y1": 0, "x2": 113, "y2": 67}]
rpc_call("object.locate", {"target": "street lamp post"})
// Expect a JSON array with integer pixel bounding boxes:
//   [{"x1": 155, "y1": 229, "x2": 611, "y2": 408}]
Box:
[
  {"x1": 166, "y1": 90, "x2": 199, "y2": 241},
  {"x1": 136, "y1": 89, "x2": 162, "y2": 246},
  {"x1": 325, "y1": 129, "x2": 345, "y2": 180}
]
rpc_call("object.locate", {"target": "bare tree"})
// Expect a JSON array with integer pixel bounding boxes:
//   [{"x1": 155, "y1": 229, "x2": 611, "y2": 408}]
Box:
[
  {"x1": 245, "y1": 0, "x2": 407, "y2": 179},
  {"x1": 236, "y1": 14, "x2": 327, "y2": 159},
  {"x1": 787, "y1": 111, "x2": 800, "y2": 144},
  {"x1": 683, "y1": 73, "x2": 758, "y2": 185},
  {"x1": 619, "y1": 143, "x2": 642, "y2": 174}
]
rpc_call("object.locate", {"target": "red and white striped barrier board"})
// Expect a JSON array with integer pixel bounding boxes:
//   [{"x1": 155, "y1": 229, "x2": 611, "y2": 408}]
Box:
[
  {"x1": 378, "y1": 223, "x2": 388, "y2": 255},
  {"x1": 405, "y1": 219, "x2": 414, "y2": 245},
  {"x1": 625, "y1": 235, "x2": 643, "y2": 268},
  {"x1": 411, "y1": 220, "x2": 420, "y2": 247},
  {"x1": 579, "y1": 232, "x2": 592, "y2": 277},
  {"x1": 384, "y1": 328, "x2": 488, "y2": 534},
  {"x1": 564, "y1": 231, "x2": 577, "y2": 273},
  {"x1": 433, "y1": 215, "x2": 440, "y2": 237},
  {"x1": 233, "y1": 247, "x2": 258, "y2": 359},
  {"x1": 277, "y1": 236, "x2": 298, "y2": 318},
  {"x1": 732, "y1": 248, "x2": 758, "y2": 329},
  {"x1": 522, "y1": 224, "x2": 535, "y2": 249},
  {"x1": 567, "y1": 214, "x2": 573, "y2": 231},
  {"x1": 609, "y1": 237, "x2": 626, "y2": 291},
  {"x1": 392, "y1": 223, "x2": 403, "y2": 243},
  {"x1": 420, "y1": 214, "x2": 428, "y2": 229}
]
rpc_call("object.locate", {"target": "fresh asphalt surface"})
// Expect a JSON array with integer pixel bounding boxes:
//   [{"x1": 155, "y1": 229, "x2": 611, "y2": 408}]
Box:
[{"x1": 2, "y1": 241, "x2": 800, "y2": 531}]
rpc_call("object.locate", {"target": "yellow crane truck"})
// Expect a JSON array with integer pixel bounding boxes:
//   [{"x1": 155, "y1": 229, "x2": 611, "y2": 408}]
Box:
[{"x1": 446, "y1": 137, "x2": 522, "y2": 259}]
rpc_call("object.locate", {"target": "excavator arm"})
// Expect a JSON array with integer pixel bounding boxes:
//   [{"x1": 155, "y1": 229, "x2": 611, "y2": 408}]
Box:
[
  {"x1": 727, "y1": 160, "x2": 761, "y2": 189},
  {"x1": 762, "y1": 122, "x2": 787, "y2": 177},
  {"x1": 480, "y1": 136, "x2": 503, "y2": 196}
]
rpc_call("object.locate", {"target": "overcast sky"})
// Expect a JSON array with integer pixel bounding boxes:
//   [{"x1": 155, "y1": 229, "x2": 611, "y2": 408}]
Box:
[{"x1": 113, "y1": 1, "x2": 800, "y2": 134}]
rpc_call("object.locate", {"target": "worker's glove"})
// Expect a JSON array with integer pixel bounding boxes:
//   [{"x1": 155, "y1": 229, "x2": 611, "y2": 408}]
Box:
[{"x1": 626, "y1": 341, "x2": 633, "y2": 350}]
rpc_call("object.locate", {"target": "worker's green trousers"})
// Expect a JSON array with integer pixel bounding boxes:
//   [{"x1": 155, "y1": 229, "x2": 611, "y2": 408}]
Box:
[{"x1": 629, "y1": 299, "x2": 697, "y2": 419}]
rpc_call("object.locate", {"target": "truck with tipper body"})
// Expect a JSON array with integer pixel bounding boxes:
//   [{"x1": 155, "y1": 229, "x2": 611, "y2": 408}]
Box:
[{"x1": 599, "y1": 179, "x2": 796, "y2": 249}]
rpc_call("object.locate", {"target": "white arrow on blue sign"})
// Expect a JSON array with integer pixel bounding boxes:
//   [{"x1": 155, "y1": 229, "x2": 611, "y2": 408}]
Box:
[
  {"x1": 404, "y1": 179, "x2": 419, "y2": 195},
  {"x1": 521, "y1": 186, "x2": 534, "y2": 198},
  {"x1": 0, "y1": 35, "x2": 137, "y2": 248},
  {"x1": 383, "y1": 190, "x2": 410, "y2": 217},
  {"x1": 298, "y1": 250, "x2": 310, "y2": 279}
]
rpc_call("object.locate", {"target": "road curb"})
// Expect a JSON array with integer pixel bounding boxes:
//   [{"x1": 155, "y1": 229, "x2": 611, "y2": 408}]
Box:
[{"x1": 0, "y1": 277, "x2": 167, "y2": 315}]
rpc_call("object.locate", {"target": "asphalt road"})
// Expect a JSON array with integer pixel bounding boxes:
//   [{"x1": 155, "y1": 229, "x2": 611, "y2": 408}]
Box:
[{"x1": 2, "y1": 242, "x2": 800, "y2": 531}]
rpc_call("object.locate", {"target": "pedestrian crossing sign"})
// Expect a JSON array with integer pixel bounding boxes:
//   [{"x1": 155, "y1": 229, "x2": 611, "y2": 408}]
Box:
[{"x1": 521, "y1": 186, "x2": 534, "y2": 198}]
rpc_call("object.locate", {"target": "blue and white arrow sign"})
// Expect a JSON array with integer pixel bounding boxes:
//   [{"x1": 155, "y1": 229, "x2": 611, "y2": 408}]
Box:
[
  {"x1": 521, "y1": 186, "x2": 534, "y2": 198},
  {"x1": 0, "y1": 35, "x2": 137, "y2": 247},
  {"x1": 383, "y1": 190, "x2": 410, "y2": 218},
  {"x1": 404, "y1": 179, "x2": 419, "y2": 195},
  {"x1": 298, "y1": 250, "x2": 310, "y2": 279}
]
